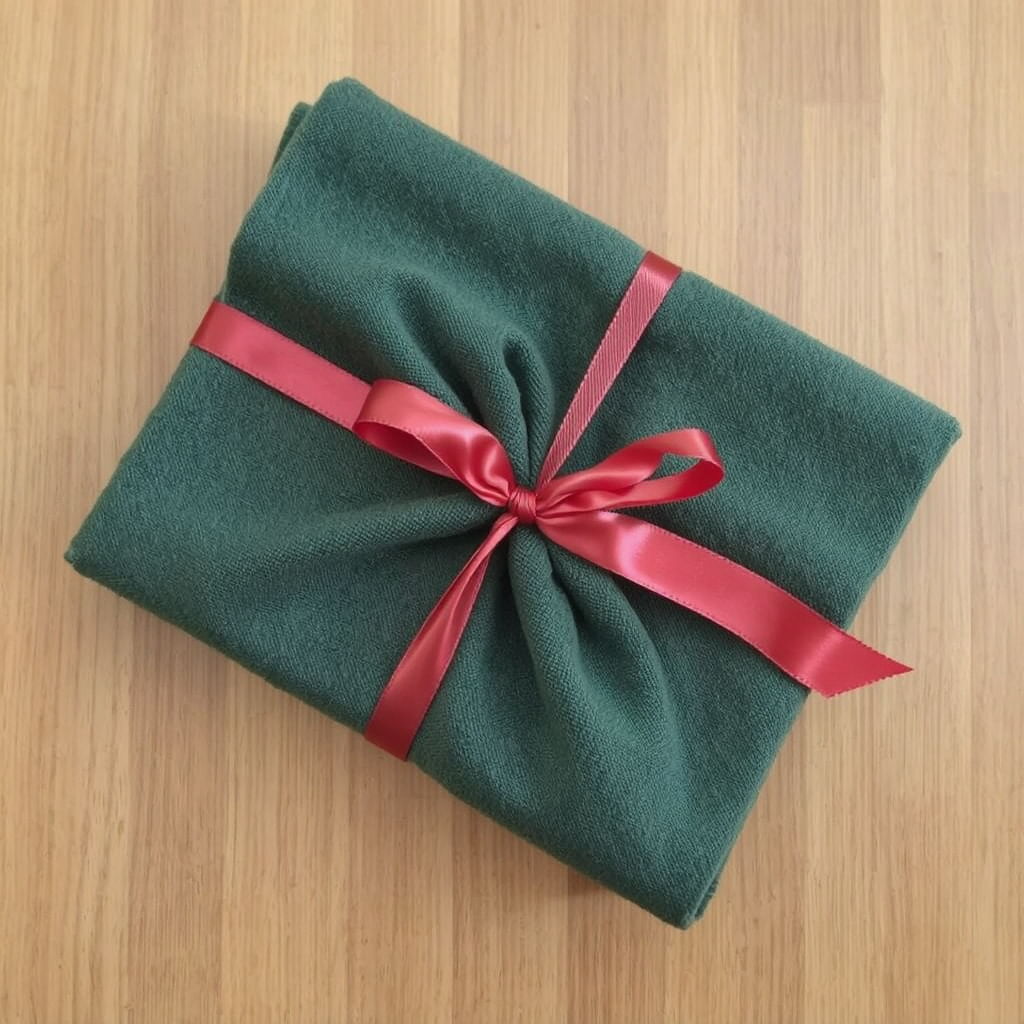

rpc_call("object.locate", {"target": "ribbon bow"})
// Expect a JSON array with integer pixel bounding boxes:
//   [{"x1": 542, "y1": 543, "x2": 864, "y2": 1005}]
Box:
[{"x1": 193, "y1": 253, "x2": 909, "y2": 760}]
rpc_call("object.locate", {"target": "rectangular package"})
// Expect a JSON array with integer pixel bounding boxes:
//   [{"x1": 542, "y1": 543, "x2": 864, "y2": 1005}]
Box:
[{"x1": 67, "y1": 79, "x2": 960, "y2": 926}]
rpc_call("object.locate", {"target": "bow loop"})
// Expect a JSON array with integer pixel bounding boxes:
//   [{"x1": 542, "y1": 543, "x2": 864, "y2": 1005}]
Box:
[
  {"x1": 352, "y1": 379, "x2": 515, "y2": 508},
  {"x1": 536, "y1": 428, "x2": 724, "y2": 518}
]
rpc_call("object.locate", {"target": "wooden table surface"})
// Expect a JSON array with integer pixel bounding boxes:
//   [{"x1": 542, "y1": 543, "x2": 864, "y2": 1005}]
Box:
[{"x1": 2, "y1": 1, "x2": 1020, "y2": 1021}]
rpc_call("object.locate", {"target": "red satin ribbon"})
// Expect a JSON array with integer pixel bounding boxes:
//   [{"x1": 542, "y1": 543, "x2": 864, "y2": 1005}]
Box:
[{"x1": 192, "y1": 254, "x2": 909, "y2": 759}]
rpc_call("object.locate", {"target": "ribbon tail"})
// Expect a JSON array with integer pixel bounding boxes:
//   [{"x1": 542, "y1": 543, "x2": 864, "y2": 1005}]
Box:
[
  {"x1": 541, "y1": 511, "x2": 910, "y2": 696},
  {"x1": 363, "y1": 513, "x2": 519, "y2": 758}
]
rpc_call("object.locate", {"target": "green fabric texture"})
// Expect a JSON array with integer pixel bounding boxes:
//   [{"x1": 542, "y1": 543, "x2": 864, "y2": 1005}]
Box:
[{"x1": 67, "y1": 79, "x2": 960, "y2": 926}]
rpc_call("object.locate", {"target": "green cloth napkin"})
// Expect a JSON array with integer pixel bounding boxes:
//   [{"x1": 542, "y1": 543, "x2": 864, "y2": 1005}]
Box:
[{"x1": 67, "y1": 79, "x2": 959, "y2": 926}]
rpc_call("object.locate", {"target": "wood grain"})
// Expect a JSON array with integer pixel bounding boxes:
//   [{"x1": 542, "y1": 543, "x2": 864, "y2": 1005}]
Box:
[{"x1": 1, "y1": 1, "x2": 1020, "y2": 1021}]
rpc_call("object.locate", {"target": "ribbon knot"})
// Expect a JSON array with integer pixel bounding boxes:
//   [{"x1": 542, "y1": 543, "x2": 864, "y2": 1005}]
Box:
[
  {"x1": 507, "y1": 485, "x2": 537, "y2": 525},
  {"x1": 192, "y1": 250, "x2": 911, "y2": 762}
]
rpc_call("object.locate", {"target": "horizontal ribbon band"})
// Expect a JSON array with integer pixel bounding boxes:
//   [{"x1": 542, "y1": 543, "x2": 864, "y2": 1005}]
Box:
[{"x1": 192, "y1": 255, "x2": 909, "y2": 759}]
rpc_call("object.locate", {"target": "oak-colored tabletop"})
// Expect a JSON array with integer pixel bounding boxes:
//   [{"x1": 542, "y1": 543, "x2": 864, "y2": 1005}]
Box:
[{"x1": 2, "y1": 1, "x2": 1020, "y2": 1021}]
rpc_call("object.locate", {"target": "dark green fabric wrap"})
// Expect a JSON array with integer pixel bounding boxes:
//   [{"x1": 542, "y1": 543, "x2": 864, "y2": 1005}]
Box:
[{"x1": 67, "y1": 79, "x2": 960, "y2": 926}]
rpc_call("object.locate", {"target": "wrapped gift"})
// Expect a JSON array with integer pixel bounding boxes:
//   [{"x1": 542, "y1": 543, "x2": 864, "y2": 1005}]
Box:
[{"x1": 67, "y1": 79, "x2": 959, "y2": 926}]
